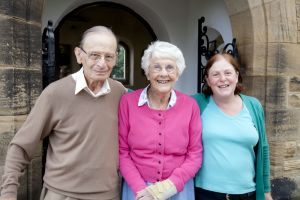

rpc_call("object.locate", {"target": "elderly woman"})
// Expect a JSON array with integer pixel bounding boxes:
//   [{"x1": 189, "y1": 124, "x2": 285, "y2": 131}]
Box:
[
  {"x1": 119, "y1": 41, "x2": 202, "y2": 200},
  {"x1": 193, "y1": 53, "x2": 273, "y2": 200}
]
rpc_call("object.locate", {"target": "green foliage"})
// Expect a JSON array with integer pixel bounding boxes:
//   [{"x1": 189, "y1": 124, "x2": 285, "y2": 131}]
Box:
[{"x1": 112, "y1": 46, "x2": 125, "y2": 79}]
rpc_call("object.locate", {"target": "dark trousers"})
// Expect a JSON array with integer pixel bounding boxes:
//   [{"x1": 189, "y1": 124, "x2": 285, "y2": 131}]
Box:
[{"x1": 195, "y1": 187, "x2": 256, "y2": 200}]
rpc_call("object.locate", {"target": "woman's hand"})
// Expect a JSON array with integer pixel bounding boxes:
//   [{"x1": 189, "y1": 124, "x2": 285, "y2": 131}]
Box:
[
  {"x1": 265, "y1": 192, "x2": 273, "y2": 200},
  {"x1": 136, "y1": 189, "x2": 155, "y2": 200}
]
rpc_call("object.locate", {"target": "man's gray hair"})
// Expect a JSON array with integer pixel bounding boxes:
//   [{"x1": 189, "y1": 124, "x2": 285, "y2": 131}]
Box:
[
  {"x1": 141, "y1": 41, "x2": 186, "y2": 76},
  {"x1": 80, "y1": 26, "x2": 118, "y2": 48}
]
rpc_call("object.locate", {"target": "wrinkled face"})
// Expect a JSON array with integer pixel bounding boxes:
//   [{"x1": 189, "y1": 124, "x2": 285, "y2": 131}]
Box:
[
  {"x1": 206, "y1": 58, "x2": 239, "y2": 98},
  {"x1": 75, "y1": 32, "x2": 117, "y2": 84},
  {"x1": 146, "y1": 58, "x2": 179, "y2": 95}
]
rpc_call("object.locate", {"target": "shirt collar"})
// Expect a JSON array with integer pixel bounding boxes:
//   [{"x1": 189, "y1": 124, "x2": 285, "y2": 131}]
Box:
[
  {"x1": 72, "y1": 67, "x2": 111, "y2": 97},
  {"x1": 138, "y1": 85, "x2": 177, "y2": 109}
]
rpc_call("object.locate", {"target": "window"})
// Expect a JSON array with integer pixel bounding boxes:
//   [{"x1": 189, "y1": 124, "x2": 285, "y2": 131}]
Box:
[{"x1": 111, "y1": 42, "x2": 130, "y2": 85}]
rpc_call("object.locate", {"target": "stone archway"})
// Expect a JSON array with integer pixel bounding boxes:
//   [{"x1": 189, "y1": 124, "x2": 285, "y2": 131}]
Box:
[{"x1": 224, "y1": 0, "x2": 300, "y2": 198}]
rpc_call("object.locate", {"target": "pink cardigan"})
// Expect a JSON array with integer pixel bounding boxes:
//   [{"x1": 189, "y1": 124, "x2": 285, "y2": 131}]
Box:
[{"x1": 118, "y1": 89, "x2": 202, "y2": 195}]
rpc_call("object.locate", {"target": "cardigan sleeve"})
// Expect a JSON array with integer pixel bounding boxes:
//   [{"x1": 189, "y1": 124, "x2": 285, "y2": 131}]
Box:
[
  {"x1": 243, "y1": 95, "x2": 271, "y2": 194},
  {"x1": 1, "y1": 86, "x2": 57, "y2": 198},
  {"x1": 168, "y1": 100, "x2": 203, "y2": 192},
  {"x1": 257, "y1": 103, "x2": 271, "y2": 192},
  {"x1": 118, "y1": 95, "x2": 147, "y2": 196}
]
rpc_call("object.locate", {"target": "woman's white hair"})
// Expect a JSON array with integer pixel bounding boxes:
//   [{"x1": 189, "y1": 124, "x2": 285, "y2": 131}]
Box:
[{"x1": 141, "y1": 41, "x2": 186, "y2": 76}]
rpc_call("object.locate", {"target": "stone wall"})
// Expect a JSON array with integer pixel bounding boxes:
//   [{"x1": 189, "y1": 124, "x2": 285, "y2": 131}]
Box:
[
  {"x1": 225, "y1": 0, "x2": 300, "y2": 199},
  {"x1": 0, "y1": 0, "x2": 44, "y2": 199}
]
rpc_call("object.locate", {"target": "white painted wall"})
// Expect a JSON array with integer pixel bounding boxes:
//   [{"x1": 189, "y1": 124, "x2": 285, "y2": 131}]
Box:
[
  {"x1": 178, "y1": 0, "x2": 233, "y2": 94},
  {"x1": 42, "y1": 0, "x2": 232, "y2": 94}
]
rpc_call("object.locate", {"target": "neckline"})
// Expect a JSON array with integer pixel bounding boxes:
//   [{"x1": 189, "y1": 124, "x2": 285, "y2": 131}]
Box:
[{"x1": 210, "y1": 96, "x2": 244, "y2": 118}]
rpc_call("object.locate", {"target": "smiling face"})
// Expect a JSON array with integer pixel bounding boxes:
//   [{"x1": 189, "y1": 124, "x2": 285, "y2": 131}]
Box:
[
  {"x1": 205, "y1": 57, "x2": 239, "y2": 99},
  {"x1": 75, "y1": 32, "x2": 117, "y2": 86},
  {"x1": 146, "y1": 58, "x2": 179, "y2": 95}
]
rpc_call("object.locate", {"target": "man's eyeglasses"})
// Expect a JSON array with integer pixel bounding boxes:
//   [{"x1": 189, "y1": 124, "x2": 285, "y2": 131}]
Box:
[
  {"x1": 150, "y1": 64, "x2": 177, "y2": 74},
  {"x1": 80, "y1": 47, "x2": 116, "y2": 63}
]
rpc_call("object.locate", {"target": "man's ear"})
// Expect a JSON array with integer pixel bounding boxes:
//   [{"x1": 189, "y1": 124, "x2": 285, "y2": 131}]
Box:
[{"x1": 74, "y1": 47, "x2": 82, "y2": 64}]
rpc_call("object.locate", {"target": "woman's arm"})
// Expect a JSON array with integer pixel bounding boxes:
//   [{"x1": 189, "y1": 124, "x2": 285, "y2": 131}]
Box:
[
  {"x1": 118, "y1": 95, "x2": 147, "y2": 196},
  {"x1": 168, "y1": 100, "x2": 203, "y2": 192}
]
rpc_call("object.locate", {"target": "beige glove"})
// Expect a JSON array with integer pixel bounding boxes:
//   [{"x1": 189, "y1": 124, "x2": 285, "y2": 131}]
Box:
[
  {"x1": 145, "y1": 179, "x2": 177, "y2": 200},
  {"x1": 136, "y1": 188, "x2": 155, "y2": 200}
]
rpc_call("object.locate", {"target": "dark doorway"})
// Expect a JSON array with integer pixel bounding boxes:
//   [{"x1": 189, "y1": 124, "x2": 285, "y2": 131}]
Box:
[{"x1": 54, "y1": 2, "x2": 157, "y2": 88}]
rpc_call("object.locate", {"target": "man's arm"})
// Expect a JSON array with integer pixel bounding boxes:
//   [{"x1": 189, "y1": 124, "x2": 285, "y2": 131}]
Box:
[
  {"x1": 1, "y1": 87, "x2": 57, "y2": 198},
  {"x1": 1, "y1": 145, "x2": 30, "y2": 199}
]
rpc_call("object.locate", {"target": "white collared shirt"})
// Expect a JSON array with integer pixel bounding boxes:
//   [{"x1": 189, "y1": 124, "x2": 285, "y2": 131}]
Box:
[
  {"x1": 138, "y1": 85, "x2": 177, "y2": 109},
  {"x1": 72, "y1": 67, "x2": 111, "y2": 97}
]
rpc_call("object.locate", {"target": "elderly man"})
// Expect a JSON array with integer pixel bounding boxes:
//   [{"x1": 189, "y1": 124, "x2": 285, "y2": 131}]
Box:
[{"x1": 1, "y1": 26, "x2": 126, "y2": 200}]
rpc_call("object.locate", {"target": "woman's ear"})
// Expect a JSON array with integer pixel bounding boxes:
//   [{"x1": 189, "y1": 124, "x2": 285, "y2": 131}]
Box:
[{"x1": 74, "y1": 47, "x2": 82, "y2": 64}]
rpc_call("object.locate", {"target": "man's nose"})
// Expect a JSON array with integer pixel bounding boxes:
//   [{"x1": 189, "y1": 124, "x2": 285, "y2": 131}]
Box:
[{"x1": 95, "y1": 57, "x2": 106, "y2": 65}]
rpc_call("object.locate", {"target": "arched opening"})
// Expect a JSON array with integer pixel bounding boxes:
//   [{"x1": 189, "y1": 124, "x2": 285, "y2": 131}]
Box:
[{"x1": 54, "y1": 2, "x2": 157, "y2": 89}]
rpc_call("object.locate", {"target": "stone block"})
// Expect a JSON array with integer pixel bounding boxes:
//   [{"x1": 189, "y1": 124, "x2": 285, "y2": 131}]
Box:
[
  {"x1": 238, "y1": 43, "x2": 268, "y2": 76},
  {"x1": 0, "y1": 17, "x2": 42, "y2": 70},
  {"x1": 29, "y1": 0, "x2": 44, "y2": 23},
  {"x1": 264, "y1": 0, "x2": 298, "y2": 43},
  {"x1": 242, "y1": 75, "x2": 266, "y2": 103},
  {"x1": 0, "y1": 115, "x2": 26, "y2": 134},
  {"x1": 269, "y1": 141, "x2": 285, "y2": 167},
  {"x1": 277, "y1": 43, "x2": 300, "y2": 76},
  {"x1": 266, "y1": 43, "x2": 281, "y2": 75},
  {"x1": 283, "y1": 160, "x2": 300, "y2": 171},
  {"x1": 0, "y1": 68, "x2": 42, "y2": 115},
  {"x1": 265, "y1": 76, "x2": 288, "y2": 109},
  {"x1": 270, "y1": 165, "x2": 283, "y2": 177},
  {"x1": 230, "y1": 10, "x2": 253, "y2": 45},
  {"x1": 266, "y1": 109, "x2": 300, "y2": 138},
  {"x1": 224, "y1": 0, "x2": 249, "y2": 15},
  {"x1": 0, "y1": 0, "x2": 43, "y2": 22},
  {"x1": 289, "y1": 94, "x2": 300, "y2": 108},
  {"x1": 267, "y1": 43, "x2": 300, "y2": 76},
  {"x1": 298, "y1": 30, "x2": 300, "y2": 43},
  {"x1": 0, "y1": 115, "x2": 32, "y2": 165},
  {"x1": 0, "y1": 131, "x2": 14, "y2": 166},
  {"x1": 251, "y1": 6, "x2": 268, "y2": 43},
  {"x1": 0, "y1": 0, "x2": 27, "y2": 20},
  {"x1": 297, "y1": 7, "x2": 300, "y2": 19},
  {"x1": 284, "y1": 141, "x2": 297, "y2": 158},
  {"x1": 290, "y1": 77, "x2": 300, "y2": 92},
  {"x1": 297, "y1": 18, "x2": 300, "y2": 30}
]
